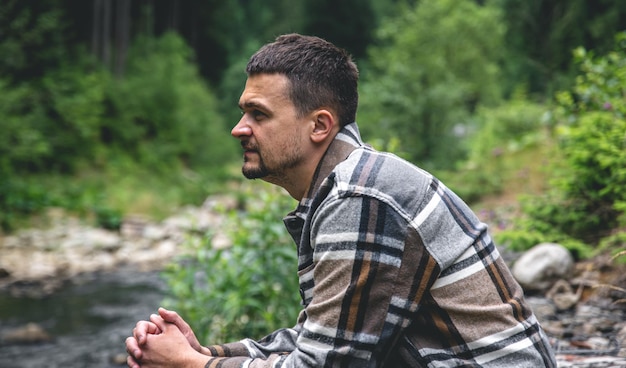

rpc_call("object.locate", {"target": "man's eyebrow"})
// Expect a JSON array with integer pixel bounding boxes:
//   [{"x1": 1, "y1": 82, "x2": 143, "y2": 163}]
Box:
[{"x1": 239, "y1": 101, "x2": 268, "y2": 111}]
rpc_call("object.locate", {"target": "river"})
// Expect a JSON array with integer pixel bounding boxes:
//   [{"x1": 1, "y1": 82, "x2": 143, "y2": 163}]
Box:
[{"x1": 0, "y1": 268, "x2": 167, "y2": 368}]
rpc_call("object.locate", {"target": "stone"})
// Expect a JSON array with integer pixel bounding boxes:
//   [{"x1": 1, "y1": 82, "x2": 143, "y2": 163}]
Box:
[
  {"x1": 546, "y1": 279, "x2": 582, "y2": 310},
  {"x1": 142, "y1": 224, "x2": 167, "y2": 241},
  {"x1": 526, "y1": 295, "x2": 557, "y2": 321},
  {"x1": 211, "y1": 232, "x2": 232, "y2": 249},
  {"x1": 1, "y1": 323, "x2": 52, "y2": 344},
  {"x1": 120, "y1": 214, "x2": 150, "y2": 239},
  {"x1": 0, "y1": 267, "x2": 9, "y2": 278},
  {"x1": 512, "y1": 242, "x2": 575, "y2": 291},
  {"x1": 110, "y1": 353, "x2": 128, "y2": 365},
  {"x1": 61, "y1": 227, "x2": 120, "y2": 251}
]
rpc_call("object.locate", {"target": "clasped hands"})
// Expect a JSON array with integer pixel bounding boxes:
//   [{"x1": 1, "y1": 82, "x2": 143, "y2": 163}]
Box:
[{"x1": 125, "y1": 307, "x2": 211, "y2": 368}]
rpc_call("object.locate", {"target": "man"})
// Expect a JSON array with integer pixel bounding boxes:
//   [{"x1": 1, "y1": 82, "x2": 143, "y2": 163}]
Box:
[{"x1": 125, "y1": 33, "x2": 557, "y2": 367}]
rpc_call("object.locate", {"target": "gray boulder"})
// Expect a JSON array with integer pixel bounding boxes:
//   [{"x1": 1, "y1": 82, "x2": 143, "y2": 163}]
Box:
[{"x1": 512, "y1": 242, "x2": 574, "y2": 291}]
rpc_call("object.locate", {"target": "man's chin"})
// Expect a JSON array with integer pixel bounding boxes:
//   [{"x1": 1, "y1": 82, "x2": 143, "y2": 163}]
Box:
[{"x1": 242, "y1": 166, "x2": 268, "y2": 180}]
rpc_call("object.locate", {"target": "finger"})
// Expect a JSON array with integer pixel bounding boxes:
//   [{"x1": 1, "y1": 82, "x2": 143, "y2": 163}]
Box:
[
  {"x1": 159, "y1": 307, "x2": 192, "y2": 332},
  {"x1": 125, "y1": 336, "x2": 142, "y2": 361},
  {"x1": 158, "y1": 307, "x2": 181, "y2": 323},
  {"x1": 134, "y1": 320, "x2": 161, "y2": 344},
  {"x1": 142, "y1": 320, "x2": 161, "y2": 335},
  {"x1": 149, "y1": 313, "x2": 168, "y2": 332},
  {"x1": 127, "y1": 354, "x2": 140, "y2": 368}
]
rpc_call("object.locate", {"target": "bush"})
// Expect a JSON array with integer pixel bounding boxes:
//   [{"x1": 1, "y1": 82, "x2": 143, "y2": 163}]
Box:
[
  {"x1": 0, "y1": 31, "x2": 237, "y2": 230},
  {"x1": 162, "y1": 184, "x2": 300, "y2": 344},
  {"x1": 467, "y1": 88, "x2": 547, "y2": 165},
  {"x1": 0, "y1": 53, "x2": 108, "y2": 175},
  {"x1": 106, "y1": 32, "x2": 237, "y2": 171},
  {"x1": 496, "y1": 33, "x2": 626, "y2": 255},
  {"x1": 0, "y1": 79, "x2": 52, "y2": 173},
  {"x1": 0, "y1": 173, "x2": 126, "y2": 232},
  {"x1": 0, "y1": 178, "x2": 52, "y2": 231},
  {"x1": 438, "y1": 89, "x2": 549, "y2": 203},
  {"x1": 42, "y1": 58, "x2": 109, "y2": 171}
]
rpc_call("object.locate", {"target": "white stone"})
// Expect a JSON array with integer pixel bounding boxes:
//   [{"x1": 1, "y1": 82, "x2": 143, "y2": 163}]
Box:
[
  {"x1": 142, "y1": 224, "x2": 167, "y2": 241},
  {"x1": 512, "y1": 242, "x2": 574, "y2": 291}
]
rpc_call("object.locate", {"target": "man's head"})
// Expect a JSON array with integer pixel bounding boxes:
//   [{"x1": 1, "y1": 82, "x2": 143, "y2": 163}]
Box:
[
  {"x1": 232, "y1": 34, "x2": 358, "y2": 200},
  {"x1": 246, "y1": 33, "x2": 359, "y2": 127}
]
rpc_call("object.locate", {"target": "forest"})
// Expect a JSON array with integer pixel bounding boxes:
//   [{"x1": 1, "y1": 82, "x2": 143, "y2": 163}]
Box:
[{"x1": 1, "y1": 0, "x2": 625, "y2": 259}]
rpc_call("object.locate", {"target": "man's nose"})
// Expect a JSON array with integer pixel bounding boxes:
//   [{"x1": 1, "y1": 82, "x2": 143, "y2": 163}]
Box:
[{"x1": 231, "y1": 118, "x2": 252, "y2": 138}]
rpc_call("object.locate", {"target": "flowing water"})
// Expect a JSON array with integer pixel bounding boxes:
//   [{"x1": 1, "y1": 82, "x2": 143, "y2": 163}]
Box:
[{"x1": 0, "y1": 268, "x2": 167, "y2": 368}]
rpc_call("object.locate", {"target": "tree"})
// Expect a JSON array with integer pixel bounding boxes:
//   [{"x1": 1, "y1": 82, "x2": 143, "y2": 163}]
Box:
[
  {"x1": 358, "y1": 0, "x2": 505, "y2": 169},
  {"x1": 497, "y1": 0, "x2": 626, "y2": 97},
  {"x1": 303, "y1": 0, "x2": 377, "y2": 60},
  {"x1": 0, "y1": 0, "x2": 68, "y2": 83},
  {"x1": 105, "y1": 32, "x2": 235, "y2": 170}
]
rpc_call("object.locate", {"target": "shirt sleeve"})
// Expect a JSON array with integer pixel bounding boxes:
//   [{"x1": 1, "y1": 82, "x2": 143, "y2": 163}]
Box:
[
  {"x1": 203, "y1": 194, "x2": 439, "y2": 367},
  {"x1": 203, "y1": 326, "x2": 299, "y2": 362}
]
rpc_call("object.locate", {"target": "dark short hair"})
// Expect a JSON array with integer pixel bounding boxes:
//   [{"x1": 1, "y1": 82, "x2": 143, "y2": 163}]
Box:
[{"x1": 246, "y1": 34, "x2": 359, "y2": 127}]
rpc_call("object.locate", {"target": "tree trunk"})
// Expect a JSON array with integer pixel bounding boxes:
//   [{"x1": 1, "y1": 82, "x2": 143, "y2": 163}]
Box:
[
  {"x1": 114, "y1": 0, "x2": 131, "y2": 77},
  {"x1": 102, "y1": 0, "x2": 111, "y2": 68}
]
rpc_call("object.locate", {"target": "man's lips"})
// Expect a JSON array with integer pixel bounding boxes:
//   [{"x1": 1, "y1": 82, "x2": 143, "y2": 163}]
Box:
[{"x1": 241, "y1": 142, "x2": 259, "y2": 158}]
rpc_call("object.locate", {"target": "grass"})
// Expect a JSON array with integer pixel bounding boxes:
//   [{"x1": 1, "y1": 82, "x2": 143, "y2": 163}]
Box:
[
  {"x1": 0, "y1": 157, "x2": 241, "y2": 234},
  {"x1": 5, "y1": 142, "x2": 547, "y2": 232}
]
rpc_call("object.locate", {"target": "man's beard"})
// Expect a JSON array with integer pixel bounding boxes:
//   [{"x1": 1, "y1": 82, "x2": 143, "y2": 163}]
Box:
[
  {"x1": 241, "y1": 141, "x2": 269, "y2": 179},
  {"x1": 242, "y1": 160, "x2": 269, "y2": 179},
  {"x1": 240, "y1": 141, "x2": 302, "y2": 181}
]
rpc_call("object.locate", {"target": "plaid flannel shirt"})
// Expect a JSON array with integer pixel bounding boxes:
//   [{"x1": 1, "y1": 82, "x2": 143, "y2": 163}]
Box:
[{"x1": 203, "y1": 123, "x2": 556, "y2": 367}]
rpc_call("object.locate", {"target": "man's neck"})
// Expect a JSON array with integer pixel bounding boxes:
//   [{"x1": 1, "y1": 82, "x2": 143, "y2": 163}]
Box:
[{"x1": 265, "y1": 137, "x2": 339, "y2": 201}]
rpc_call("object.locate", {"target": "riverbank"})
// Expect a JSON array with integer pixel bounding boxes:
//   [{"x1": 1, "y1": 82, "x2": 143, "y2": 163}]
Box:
[
  {"x1": 0, "y1": 195, "x2": 235, "y2": 297},
  {"x1": 1, "y1": 195, "x2": 626, "y2": 367}
]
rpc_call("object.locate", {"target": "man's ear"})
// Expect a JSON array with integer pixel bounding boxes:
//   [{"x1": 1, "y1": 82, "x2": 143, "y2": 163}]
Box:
[{"x1": 310, "y1": 109, "x2": 337, "y2": 144}]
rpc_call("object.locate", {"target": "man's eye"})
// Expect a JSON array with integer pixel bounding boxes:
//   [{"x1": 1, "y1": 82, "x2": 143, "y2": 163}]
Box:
[{"x1": 252, "y1": 110, "x2": 265, "y2": 120}]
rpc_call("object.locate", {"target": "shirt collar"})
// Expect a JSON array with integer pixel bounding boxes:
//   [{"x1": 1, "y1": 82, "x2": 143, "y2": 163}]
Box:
[{"x1": 291, "y1": 122, "x2": 365, "y2": 220}]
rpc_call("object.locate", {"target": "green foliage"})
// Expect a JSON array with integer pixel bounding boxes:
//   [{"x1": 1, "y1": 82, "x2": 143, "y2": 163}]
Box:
[
  {"x1": 358, "y1": 0, "x2": 505, "y2": 169},
  {"x1": 0, "y1": 56, "x2": 108, "y2": 174},
  {"x1": 217, "y1": 40, "x2": 263, "y2": 125},
  {"x1": 439, "y1": 89, "x2": 549, "y2": 202},
  {"x1": 41, "y1": 58, "x2": 110, "y2": 172},
  {"x1": 0, "y1": 1, "x2": 110, "y2": 174},
  {"x1": 0, "y1": 79, "x2": 51, "y2": 174},
  {"x1": 4, "y1": 0, "x2": 626, "y2": 245},
  {"x1": 162, "y1": 184, "x2": 300, "y2": 344},
  {"x1": 496, "y1": 33, "x2": 626, "y2": 255},
  {"x1": 93, "y1": 205, "x2": 123, "y2": 231},
  {"x1": 552, "y1": 112, "x2": 626, "y2": 234},
  {"x1": 468, "y1": 88, "x2": 548, "y2": 163},
  {"x1": 497, "y1": 0, "x2": 626, "y2": 96},
  {"x1": 597, "y1": 235, "x2": 626, "y2": 264},
  {"x1": 0, "y1": 173, "x2": 117, "y2": 232},
  {"x1": 0, "y1": 62, "x2": 105, "y2": 229},
  {"x1": 0, "y1": 0, "x2": 67, "y2": 81},
  {"x1": 106, "y1": 32, "x2": 236, "y2": 170},
  {"x1": 495, "y1": 228, "x2": 593, "y2": 260},
  {"x1": 0, "y1": 178, "x2": 51, "y2": 231},
  {"x1": 0, "y1": 30, "x2": 236, "y2": 230},
  {"x1": 0, "y1": 27, "x2": 236, "y2": 172}
]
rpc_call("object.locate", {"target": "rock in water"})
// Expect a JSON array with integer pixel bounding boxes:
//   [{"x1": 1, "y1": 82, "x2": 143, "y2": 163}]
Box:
[{"x1": 2, "y1": 323, "x2": 52, "y2": 344}]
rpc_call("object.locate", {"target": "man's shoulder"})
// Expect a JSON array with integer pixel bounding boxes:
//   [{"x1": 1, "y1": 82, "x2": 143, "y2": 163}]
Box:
[
  {"x1": 333, "y1": 148, "x2": 433, "y2": 192},
  {"x1": 323, "y1": 148, "x2": 441, "y2": 222}
]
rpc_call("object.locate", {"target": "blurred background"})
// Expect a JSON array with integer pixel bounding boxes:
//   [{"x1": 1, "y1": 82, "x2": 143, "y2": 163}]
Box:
[{"x1": 1, "y1": 0, "x2": 626, "y2": 366}]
